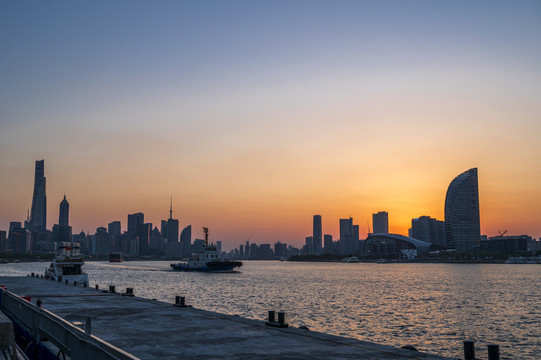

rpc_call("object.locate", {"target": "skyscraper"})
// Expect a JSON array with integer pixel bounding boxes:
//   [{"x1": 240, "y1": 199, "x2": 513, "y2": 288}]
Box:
[
  {"x1": 180, "y1": 225, "x2": 192, "y2": 257},
  {"x1": 165, "y1": 199, "x2": 179, "y2": 243},
  {"x1": 444, "y1": 168, "x2": 481, "y2": 253},
  {"x1": 30, "y1": 160, "x2": 47, "y2": 231},
  {"x1": 372, "y1": 211, "x2": 389, "y2": 234},
  {"x1": 59, "y1": 195, "x2": 69, "y2": 226},
  {"x1": 127, "y1": 212, "x2": 144, "y2": 239},
  {"x1": 410, "y1": 216, "x2": 446, "y2": 248},
  {"x1": 312, "y1": 215, "x2": 322, "y2": 254},
  {"x1": 339, "y1": 217, "x2": 354, "y2": 255}
]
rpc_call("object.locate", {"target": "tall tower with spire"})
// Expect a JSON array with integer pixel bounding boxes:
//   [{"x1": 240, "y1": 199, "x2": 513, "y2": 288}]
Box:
[
  {"x1": 165, "y1": 198, "x2": 179, "y2": 243},
  {"x1": 30, "y1": 160, "x2": 47, "y2": 231},
  {"x1": 59, "y1": 195, "x2": 69, "y2": 226}
]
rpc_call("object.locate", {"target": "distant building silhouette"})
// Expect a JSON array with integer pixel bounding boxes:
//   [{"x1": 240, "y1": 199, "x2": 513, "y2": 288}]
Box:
[
  {"x1": 180, "y1": 225, "x2": 192, "y2": 257},
  {"x1": 305, "y1": 236, "x2": 313, "y2": 254},
  {"x1": 339, "y1": 217, "x2": 354, "y2": 255},
  {"x1": 30, "y1": 160, "x2": 47, "y2": 232},
  {"x1": 372, "y1": 211, "x2": 389, "y2": 234},
  {"x1": 444, "y1": 168, "x2": 481, "y2": 253},
  {"x1": 323, "y1": 234, "x2": 333, "y2": 253},
  {"x1": 164, "y1": 199, "x2": 179, "y2": 244},
  {"x1": 313, "y1": 215, "x2": 322, "y2": 254},
  {"x1": 59, "y1": 195, "x2": 69, "y2": 226},
  {"x1": 410, "y1": 216, "x2": 445, "y2": 248},
  {"x1": 8, "y1": 227, "x2": 32, "y2": 253},
  {"x1": 127, "y1": 212, "x2": 144, "y2": 239}
]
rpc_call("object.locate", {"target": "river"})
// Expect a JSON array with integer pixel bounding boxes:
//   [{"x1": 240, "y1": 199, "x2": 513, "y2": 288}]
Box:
[{"x1": 1, "y1": 260, "x2": 539, "y2": 359}]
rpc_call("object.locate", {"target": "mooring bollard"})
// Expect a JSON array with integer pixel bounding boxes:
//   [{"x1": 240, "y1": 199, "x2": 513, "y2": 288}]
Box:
[
  {"x1": 83, "y1": 283, "x2": 87, "y2": 288},
  {"x1": 464, "y1": 340, "x2": 475, "y2": 360},
  {"x1": 85, "y1": 317, "x2": 92, "y2": 334},
  {"x1": 95, "y1": 284, "x2": 99, "y2": 290},
  {"x1": 65, "y1": 279, "x2": 68, "y2": 284},
  {"x1": 126, "y1": 288, "x2": 133, "y2": 296},
  {"x1": 268, "y1": 310, "x2": 275, "y2": 323},
  {"x1": 174, "y1": 296, "x2": 187, "y2": 307},
  {"x1": 278, "y1": 312, "x2": 286, "y2": 325},
  {"x1": 31, "y1": 272, "x2": 35, "y2": 277},
  {"x1": 487, "y1": 344, "x2": 500, "y2": 360},
  {"x1": 109, "y1": 285, "x2": 116, "y2": 293},
  {"x1": 74, "y1": 281, "x2": 77, "y2": 286}
]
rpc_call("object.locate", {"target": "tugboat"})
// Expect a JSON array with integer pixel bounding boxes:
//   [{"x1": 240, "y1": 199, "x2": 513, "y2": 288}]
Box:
[
  {"x1": 45, "y1": 244, "x2": 89, "y2": 285},
  {"x1": 109, "y1": 252, "x2": 123, "y2": 262},
  {"x1": 171, "y1": 227, "x2": 242, "y2": 272}
]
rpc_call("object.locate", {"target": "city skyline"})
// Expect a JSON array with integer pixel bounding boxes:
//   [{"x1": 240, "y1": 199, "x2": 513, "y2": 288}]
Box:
[{"x1": 1, "y1": 1, "x2": 540, "y2": 248}]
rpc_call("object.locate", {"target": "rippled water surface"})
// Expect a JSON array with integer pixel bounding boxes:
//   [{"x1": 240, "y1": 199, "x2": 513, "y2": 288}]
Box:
[{"x1": 2, "y1": 261, "x2": 540, "y2": 359}]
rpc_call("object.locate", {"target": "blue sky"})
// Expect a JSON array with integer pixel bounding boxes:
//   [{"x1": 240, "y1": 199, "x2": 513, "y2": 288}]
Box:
[{"x1": 1, "y1": 1, "x2": 540, "y2": 246}]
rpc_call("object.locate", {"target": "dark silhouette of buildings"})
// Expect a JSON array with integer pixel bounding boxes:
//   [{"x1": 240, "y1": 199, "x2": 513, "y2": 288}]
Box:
[
  {"x1": 180, "y1": 225, "x2": 192, "y2": 256},
  {"x1": 30, "y1": 160, "x2": 47, "y2": 232},
  {"x1": 339, "y1": 217, "x2": 354, "y2": 255},
  {"x1": 372, "y1": 211, "x2": 389, "y2": 234},
  {"x1": 444, "y1": 168, "x2": 481, "y2": 253},
  {"x1": 164, "y1": 199, "x2": 179, "y2": 244},
  {"x1": 313, "y1": 215, "x2": 322, "y2": 254},
  {"x1": 410, "y1": 216, "x2": 445, "y2": 248},
  {"x1": 59, "y1": 195, "x2": 69, "y2": 226}
]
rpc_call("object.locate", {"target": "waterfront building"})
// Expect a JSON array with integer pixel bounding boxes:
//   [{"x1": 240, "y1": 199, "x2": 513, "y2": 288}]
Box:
[
  {"x1": 94, "y1": 227, "x2": 110, "y2": 255},
  {"x1": 305, "y1": 236, "x2": 313, "y2": 254},
  {"x1": 137, "y1": 223, "x2": 152, "y2": 255},
  {"x1": 481, "y1": 235, "x2": 530, "y2": 255},
  {"x1": 30, "y1": 160, "x2": 47, "y2": 232},
  {"x1": 163, "y1": 199, "x2": 179, "y2": 243},
  {"x1": 259, "y1": 244, "x2": 274, "y2": 259},
  {"x1": 8, "y1": 227, "x2": 32, "y2": 253},
  {"x1": 127, "y1": 212, "x2": 144, "y2": 239},
  {"x1": 274, "y1": 241, "x2": 288, "y2": 258},
  {"x1": 9, "y1": 222, "x2": 22, "y2": 232},
  {"x1": 58, "y1": 195, "x2": 69, "y2": 226},
  {"x1": 410, "y1": 216, "x2": 446, "y2": 248},
  {"x1": 313, "y1": 215, "x2": 322, "y2": 255},
  {"x1": 323, "y1": 234, "x2": 333, "y2": 253},
  {"x1": 372, "y1": 211, "x2": 389, "y2": 234},
  {"x1": 363, "y1": 233, "x2": 431, "y2": 260},
  {"x1": 444, "y1": 168, "x2": 481, "y2": 253},
  {"x1": 0, "y1": 230, "x2": 6, "y2": 252},
  {"x1": 339, "y1": 217, "x2": 354, "y2": 255},
  {"x1": 180, "y1": 225, "x2": 192, "y2": 257},
  {"x1": 108, "y1": 221, "x2": 121, "y2": 238}
]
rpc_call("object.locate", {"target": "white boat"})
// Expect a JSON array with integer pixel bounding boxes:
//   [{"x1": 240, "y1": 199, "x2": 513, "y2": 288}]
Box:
[
  {"x1": 171, "y1": 227, "x2": 242, "y2": 272},
  {"x1": 45, "y1": 245, "x2": 89, "y2": 285},
  {"x1": 341, "y1": 256, "x2": 360, "y2": 263}
]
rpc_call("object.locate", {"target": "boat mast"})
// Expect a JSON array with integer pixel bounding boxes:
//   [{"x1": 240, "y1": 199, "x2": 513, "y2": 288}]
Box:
[{"x1": 203, "y1": 227, "x2": 209, "y2": 246}]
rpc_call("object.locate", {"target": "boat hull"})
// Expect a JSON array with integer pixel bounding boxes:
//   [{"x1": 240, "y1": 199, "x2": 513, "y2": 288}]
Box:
[{"x1": 171, "y1": 261, "x2": 242, "y2": 273}]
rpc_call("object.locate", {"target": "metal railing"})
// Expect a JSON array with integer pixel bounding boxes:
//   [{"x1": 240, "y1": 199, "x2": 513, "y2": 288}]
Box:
[{"x1": 0, "y1": 290, "x2": 139, "y2": 360}]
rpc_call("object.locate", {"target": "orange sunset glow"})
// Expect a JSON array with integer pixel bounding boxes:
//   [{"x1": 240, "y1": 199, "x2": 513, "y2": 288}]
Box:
[{"x1": 1, "y1": 2, "x2": 540, "y2": 250}]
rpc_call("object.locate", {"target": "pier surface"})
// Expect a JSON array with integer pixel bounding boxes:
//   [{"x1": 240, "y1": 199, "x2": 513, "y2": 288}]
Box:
[{"x1": 1, "y1": 276, "x2": 452, "y2": 360}]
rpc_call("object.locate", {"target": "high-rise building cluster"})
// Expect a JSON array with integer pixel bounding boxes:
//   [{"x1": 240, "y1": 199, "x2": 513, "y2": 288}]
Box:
[
  {"x1": 0, "y1": 160, "x2": 195, "y2": 258},
  {"x1": 1, "y1": 162, "x2": 539, "y2": 258}
]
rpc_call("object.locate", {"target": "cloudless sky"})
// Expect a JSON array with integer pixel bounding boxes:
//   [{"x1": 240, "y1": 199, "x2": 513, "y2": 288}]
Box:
[{"x1": 1, "y1": 1, "x2": 540, "y2": 249}]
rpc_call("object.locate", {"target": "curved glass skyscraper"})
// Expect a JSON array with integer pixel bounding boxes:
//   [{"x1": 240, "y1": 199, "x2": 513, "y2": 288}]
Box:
[{"x1": 444, "y1": 168, "x2": 480, "y2": 253}]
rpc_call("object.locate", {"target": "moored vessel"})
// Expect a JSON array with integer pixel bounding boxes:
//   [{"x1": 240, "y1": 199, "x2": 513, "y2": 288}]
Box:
[
  {"x1": 109, "y1": 252, "x2": 123, "y2": 262},
  {"x1": 45, "y1": 244, "x2": 89, "y2": 284},
  {"x1": 171, "y1": 227, "x2": 242, "y2": 272}
]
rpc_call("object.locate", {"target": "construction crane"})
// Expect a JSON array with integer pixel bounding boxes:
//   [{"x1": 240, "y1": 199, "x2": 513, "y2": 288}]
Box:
[{"x1": 498, "y1": 230, "x2": 507, "y2": 237}]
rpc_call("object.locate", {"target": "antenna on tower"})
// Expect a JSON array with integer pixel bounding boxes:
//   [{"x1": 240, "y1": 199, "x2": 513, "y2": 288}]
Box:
[{"x1": 169, "y1": 195, "x2": 173, "y2": 220}]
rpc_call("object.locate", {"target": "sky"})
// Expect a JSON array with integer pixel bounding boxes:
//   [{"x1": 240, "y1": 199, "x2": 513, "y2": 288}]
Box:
[{"x1": 1, "y1": 1, "x2": 540, "y2": 249}]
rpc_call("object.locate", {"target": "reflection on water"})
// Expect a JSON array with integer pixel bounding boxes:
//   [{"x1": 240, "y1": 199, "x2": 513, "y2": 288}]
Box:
[{"x1": 2, "y1": 261, "x2": 539, "y2": 359}]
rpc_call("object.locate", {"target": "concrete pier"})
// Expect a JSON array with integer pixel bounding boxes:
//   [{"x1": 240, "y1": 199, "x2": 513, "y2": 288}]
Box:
[{"x1": 1, "y1": 276, "x2": 453, "y2": 360}]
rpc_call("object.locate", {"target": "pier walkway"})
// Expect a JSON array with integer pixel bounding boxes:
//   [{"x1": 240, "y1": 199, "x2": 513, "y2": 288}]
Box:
[{"x1": 0, "y1": 276, "x2": 453, "y2": 360}]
